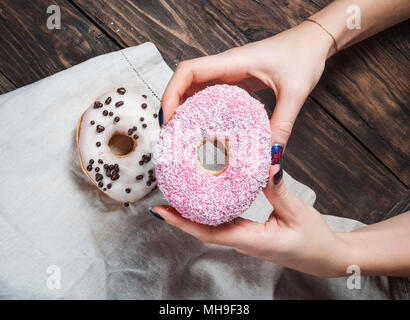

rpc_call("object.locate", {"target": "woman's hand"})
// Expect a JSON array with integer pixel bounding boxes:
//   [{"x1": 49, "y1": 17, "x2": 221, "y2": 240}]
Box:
[
  {"x1": 150, "y1": 166, "x2": 350, "y2": 278},
  {"x1": 161, "y1": 21, "x2": 334, "y2": 146}
]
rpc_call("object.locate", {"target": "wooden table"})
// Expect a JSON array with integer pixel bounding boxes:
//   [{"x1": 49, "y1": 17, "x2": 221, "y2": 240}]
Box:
[{"x1": 1, "y1": 0, "x2": 408, "y2": 224}]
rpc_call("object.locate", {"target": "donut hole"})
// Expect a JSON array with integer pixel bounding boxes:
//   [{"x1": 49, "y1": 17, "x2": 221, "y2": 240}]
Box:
[
  {"x1": 198, "y1": 138, "x2": 229, "y2": 175},
  {"x1": 108, "y1": 132, "x2": 136, "y2": 157}
]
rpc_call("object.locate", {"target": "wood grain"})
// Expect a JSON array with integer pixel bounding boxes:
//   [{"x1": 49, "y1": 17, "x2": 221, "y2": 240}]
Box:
[
  {"x1": 0, "y1": 72, "x2": 15, "y2": 94},
  {"x1": 71, "y1": 0, "x2": 247, "y2": 67},
  {"x1": 0, "y1": 0, "x2": 118, "y2": 88},
  {"x1": 209, "y1": 0, "x2": 410, "y2": 186}
]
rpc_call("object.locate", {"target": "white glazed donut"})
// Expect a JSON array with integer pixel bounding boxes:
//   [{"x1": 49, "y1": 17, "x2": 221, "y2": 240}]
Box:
[{"x1": 77, "y1": 87, "x2": 159, "y2": 204}]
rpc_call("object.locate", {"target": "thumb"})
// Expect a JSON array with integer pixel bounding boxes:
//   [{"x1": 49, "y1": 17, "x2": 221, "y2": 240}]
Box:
[
  {"x1": 263, "y1": 164, "x2": 300, "y2": 225},
  {"x1": 269, "y1": 87, "x2": 306, "y2": 146},
  {"x1": 264, "y1": 164, "x2": 288, "y2": 206},
  {"x1": 264, "y1": 87, "x2": 307, "y2": 223}
]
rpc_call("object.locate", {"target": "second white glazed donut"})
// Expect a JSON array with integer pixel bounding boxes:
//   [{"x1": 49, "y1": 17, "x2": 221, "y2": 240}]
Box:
[{"x1": 77, "y1": 88, "x2": 159, "y2": 204}]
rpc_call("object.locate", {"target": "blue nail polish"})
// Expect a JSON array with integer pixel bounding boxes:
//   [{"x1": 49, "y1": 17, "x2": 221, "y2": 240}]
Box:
[
  {"x1": 271, "y1": 144, "x2": 284, "y2": 165},
  {"x1": 158, "y1": 107, "x2": 164, "y2": 127},
  {"x1": 149, "y1": 207, "x2": 164, "y2": 221},
  {"x1": 271, "y1": 144, "x2": 284, "y2": 184}
]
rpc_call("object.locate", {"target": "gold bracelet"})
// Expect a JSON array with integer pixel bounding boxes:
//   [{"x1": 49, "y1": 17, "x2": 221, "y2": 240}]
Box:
[{"x1": 304, "y1": 18, "x2": 338, "y2": 52}]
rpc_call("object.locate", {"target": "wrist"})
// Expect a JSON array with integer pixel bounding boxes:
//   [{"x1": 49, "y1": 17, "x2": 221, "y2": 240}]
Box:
[
  {"x1": 306, "y1": 0, "x2": 369, "y2": 56},
  {"x1": 294, "y1": 21, "x2": 335, "y2": 60},
  {"x1": 317, "y1": 231, "x2": 356, "y2": 278},
  {"x1": 330, "y1": 232, "x2": 361, "y2": 276}
]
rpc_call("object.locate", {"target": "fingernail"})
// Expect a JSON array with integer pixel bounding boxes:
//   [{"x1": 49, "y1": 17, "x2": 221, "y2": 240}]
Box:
[
  {"x1": 149, "y1": 207, "x2": 164, "y2": 221},
  {"x1": 271, "y1": 144, "x2": 284, "y2": 184},
  {"x1": 158, "y1": 107, "x2": 164, "y2": 127},
  {"x1": 271, "y1": 144, "x2": 283, "y2": 165},
  {"x1": 274, "y1": 164, "x2": 283, "y2": 185}
]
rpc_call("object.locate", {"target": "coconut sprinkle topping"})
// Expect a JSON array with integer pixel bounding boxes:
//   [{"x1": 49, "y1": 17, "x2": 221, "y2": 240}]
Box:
[{"x1": 154, "y1": 85, "x2": 271, "y2": 225}]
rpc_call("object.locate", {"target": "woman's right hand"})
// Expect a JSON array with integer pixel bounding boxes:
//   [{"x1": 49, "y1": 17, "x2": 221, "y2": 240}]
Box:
[{"x1": 161, "y1": 20, "x2": 334, "y2": 147}]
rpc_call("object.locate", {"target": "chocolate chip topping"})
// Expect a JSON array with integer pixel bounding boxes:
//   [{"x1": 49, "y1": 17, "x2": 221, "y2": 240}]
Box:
[
  {"x1": 109, "y1": 111, "x2": 113, "y2": 117},
  {"x1": 103, "y1": 188, "x2": 107, "y2": 191},
  {"x1": 136, "y1": 175, "x2": 144, "y2": 180},
  {"x1": 145, "y1": 169, "x2": 156, "y2": 185},
  {"x1": 105, "y1": 97, "x2": 112, "y2": 105},
  {"x1": 94, "y1": 101, "x2": 103, "y2": 109},
  {"x1": 142, "y1": 94, "x2": 147, "y2": 99},
  {"x1": 133, "y1": 134, "x2": 139, "y2": 140},
  {"x1": 98, "y1": 182, "x2": 103, "y2": 188},
  {"x1": 90, "y1": 120, "x2": 95, "y2": 125},
  {"x1": 115, "y1": 101, "x2": 124, "y2": 108},
  {"x1": 132, "y1": 126, "x2": 137, "y2": 132},
  {"x1": 153, "y1": 113, "x2": 158, "y2": 118},
  {"x1": 124, "y1": 202, "x2": 129, "y2": 207},
  {"x1": 128, "y1": 128, "x2": 133, "y2": 136},
  {"x1": 114, "y1": 116, "x2": 120, "y2": 123},
  {"x1": 107, "y1": 183, "x2": 112, "y2": 189},
  {"x1": 96, "y1": 125, "x2": 105, "y2": 133},
  {"x1": 140, "y1": 117, "x2": 144, "y2": 122},
  {"x1": 139, "y1": 160, "x2": 144, "y2": 166},
  {"x1": 104, "y1": 164, "x2": 108, "y2": 169},
  {"x1": 89, "y1": 159, "x2": 94, "y2": 164},
  {"x1": 103, "y1": 110, "x2": 108, "y2": 116},
  {"x1": 86, "y1": 165, "x2": 93, "y2": 171},
  {"x1": 142, "y1": 154, "x2": 151, "y2": 163},
  {"x1": 117, "y1": 88, "x2": 126, "y2": 95},
  {"x1": 142, "y1": 124, "x2": 147, "y2": 128},
  {"x1": 141, "y1": 103, "x2": 147, "y2": 109},
  {"x1": 96, "y1": 142, "x2": 101, "y2": 147},
  {"x1": 95, "y1": 167, "x2": 100, "y2": 172},
  {"x1": 125, "y1": 188, "x2": 131, "y2": 193},
  {"x1": 95, "y1": 173, "x2": 103, "y2": 181},
  {"x1": 114, "y1": 164, "x2": 119, "y2": 172},
  {"x1": 98, "y1": 159, "x2": 103, "y2": 164}
]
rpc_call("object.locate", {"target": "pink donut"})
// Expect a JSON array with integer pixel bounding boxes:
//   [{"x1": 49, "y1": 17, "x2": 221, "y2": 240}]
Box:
[{"x1": 154, "y1": 85, "x2": 271, "y2": 225}]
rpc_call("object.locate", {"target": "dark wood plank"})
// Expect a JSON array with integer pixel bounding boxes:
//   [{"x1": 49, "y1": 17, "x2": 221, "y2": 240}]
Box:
[
  {"x1": 209, "y1": 0, "x2": 410, "y2": 186},
  {"x1": 0, "y1": 72, "x2": 16, "y2": 94},
  {"x1": 381, "y1": 20, "x2": 410, "y2": 60},
  {"x1": 258, "y1": 89, "x2": 407, "y2": 224},
  {"x1": 71, "y1": 0, "x2": 247, "y2": 67},
  {"x1": 384, "y1": 191, "x2": 410, "y2": 221},
  {"x1": 0, "y1": 0, "x2": 119, "y2": 88}
]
